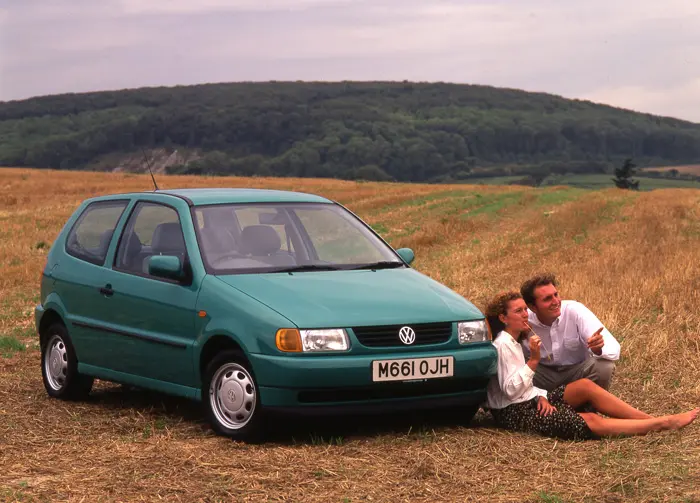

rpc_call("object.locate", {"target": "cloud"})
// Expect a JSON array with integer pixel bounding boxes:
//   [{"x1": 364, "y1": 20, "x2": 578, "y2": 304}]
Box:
[
  {"x1": 1, "y1": 0, "x2": 699, "y2": 122},
  {"x1": 118, "y1": 0, "x2": 358, "y2": 15}
]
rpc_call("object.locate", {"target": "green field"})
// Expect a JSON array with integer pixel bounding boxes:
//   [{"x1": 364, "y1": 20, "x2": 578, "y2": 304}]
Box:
[{"x1": 466, "y1": 174, "x2": 700, "y2": 190}]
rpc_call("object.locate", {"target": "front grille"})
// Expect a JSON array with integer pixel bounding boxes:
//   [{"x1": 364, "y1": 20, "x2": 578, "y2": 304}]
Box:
[
  {"x1": 352, "y1": 322, "x2": 453, "y2": 347},
  {"x1": 297, "y1": 378, "x2": 489, "y2": 404}
]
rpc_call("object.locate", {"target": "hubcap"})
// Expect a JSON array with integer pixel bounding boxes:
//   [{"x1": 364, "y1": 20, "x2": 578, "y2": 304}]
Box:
[
  {"x1": 44, "y1": 334, "x2": 68, "y2": 391},
  {"x1": 209, "y1": 363, "x2": 256, "y2": 430}
]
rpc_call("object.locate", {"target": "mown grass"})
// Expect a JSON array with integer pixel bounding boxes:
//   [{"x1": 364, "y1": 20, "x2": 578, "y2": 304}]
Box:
[{"x1": 0, "y1": 167, "x2": 699, "y2": 503}]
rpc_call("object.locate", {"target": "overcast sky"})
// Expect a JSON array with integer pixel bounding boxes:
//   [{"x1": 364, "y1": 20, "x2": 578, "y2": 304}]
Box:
[{"x1": 1, "y1": 0, "x2": 699, "y2": 121}]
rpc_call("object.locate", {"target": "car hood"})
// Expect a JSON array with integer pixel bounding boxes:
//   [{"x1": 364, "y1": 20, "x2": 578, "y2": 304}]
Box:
[{"x1": 215, "y1": 268, "x2": 483, "y2": 328}]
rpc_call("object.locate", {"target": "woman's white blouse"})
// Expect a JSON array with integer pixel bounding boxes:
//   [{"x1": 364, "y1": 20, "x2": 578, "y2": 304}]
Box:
[{"x1": 487, "y1": 331, "x2": 548, "y2": 409}]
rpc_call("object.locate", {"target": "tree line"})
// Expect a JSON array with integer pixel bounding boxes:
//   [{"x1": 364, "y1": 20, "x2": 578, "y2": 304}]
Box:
[{"x1": 1, "y1": 81, "x2": 699, "y2": 182}]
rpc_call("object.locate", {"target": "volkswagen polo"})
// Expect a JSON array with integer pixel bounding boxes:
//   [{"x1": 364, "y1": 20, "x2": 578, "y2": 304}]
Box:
[{"x1": 37, "y1": 188, "x2": 497, "y2": 440}]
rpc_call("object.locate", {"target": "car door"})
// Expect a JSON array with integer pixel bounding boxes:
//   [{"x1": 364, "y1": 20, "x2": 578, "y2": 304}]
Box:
[
  {"x1": 54, "y1": 199, "x2": 131, "y2": 366},
  {"x1": 96, "y1": 199, "x2": 201, "y2": 386}
]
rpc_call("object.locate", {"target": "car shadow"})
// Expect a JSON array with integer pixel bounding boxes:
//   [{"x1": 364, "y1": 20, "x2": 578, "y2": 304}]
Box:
[
  {"x1": 86, "y1": 382, "x2": 497, "y2": 443},
  {"x1": 264, "y1": 407, "x2": 497, "y2": 445},
  {"x1": 88, "y1": 383, "x2": 208, "y2": 425}
]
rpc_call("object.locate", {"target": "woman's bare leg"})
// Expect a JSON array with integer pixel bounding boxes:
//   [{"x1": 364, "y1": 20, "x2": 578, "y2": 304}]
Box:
[
  {"x1": 563, "y1": 378, "x2": 651, "y2": 419},
  {"x1": 579, "y1": 408, "x2": 699, "y2": 437}
]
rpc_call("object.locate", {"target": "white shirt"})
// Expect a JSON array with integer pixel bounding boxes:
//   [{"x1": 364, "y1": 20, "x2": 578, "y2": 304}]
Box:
[
  {"x1": 487, "y1": 331, "x2": 548, "y2": 410},
  {"x1": 523, "y1": 300, "x2": 620, "y2": 366}
]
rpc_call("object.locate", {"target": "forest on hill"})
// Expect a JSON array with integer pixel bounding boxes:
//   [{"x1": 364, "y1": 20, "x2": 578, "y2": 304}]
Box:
[{"x1": 1, "y1": 81, "x2": 700, "y2": 183}]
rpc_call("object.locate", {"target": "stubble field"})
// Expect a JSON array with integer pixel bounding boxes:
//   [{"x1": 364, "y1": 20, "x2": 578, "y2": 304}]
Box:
[{"x1": 1, "y1": 167, "x2": 699, "y2": 503}]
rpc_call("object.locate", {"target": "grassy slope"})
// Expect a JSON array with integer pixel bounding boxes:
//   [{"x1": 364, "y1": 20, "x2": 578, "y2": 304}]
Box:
[{"x1": 1, "y1": 168, "x2": 699, "y2": 502}]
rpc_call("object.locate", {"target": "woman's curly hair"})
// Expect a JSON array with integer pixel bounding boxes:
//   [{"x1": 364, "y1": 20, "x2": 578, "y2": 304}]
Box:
[{"x1": 484, "y1": 291, "x2": 523, "y2": 339}]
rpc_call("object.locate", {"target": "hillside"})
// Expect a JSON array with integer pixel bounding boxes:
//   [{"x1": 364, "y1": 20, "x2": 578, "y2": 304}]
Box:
[
  {"x1": 1, "y1": 168, "x2": 699, "y2": 502},
  {"x1": 2, "y1": 81, "x2": 700, "y2": 183}
]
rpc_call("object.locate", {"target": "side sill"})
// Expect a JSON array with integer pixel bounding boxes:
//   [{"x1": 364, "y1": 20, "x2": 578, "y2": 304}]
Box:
[{"x1": 78, "y1": 363, "x2": 200, "y2": 401}]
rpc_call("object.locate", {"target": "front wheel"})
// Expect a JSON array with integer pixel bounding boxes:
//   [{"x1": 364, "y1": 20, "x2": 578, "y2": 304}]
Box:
[
  {"x1": 203, "y1": 350, "x2": 264, "y2": 441},
  {"x1": 41, "y1": 323, "x2": 93, "y2": 400}
]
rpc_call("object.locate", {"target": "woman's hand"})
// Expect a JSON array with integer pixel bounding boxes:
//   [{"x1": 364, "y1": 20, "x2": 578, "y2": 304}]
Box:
[
  {"x1": 537, "y1": 396, "x2": 557, "y2": 416},
  {"x1": 528, "y1": 335, "x2": 541, "y2": 360},
  {"x1": 527, "y1": 335, "x2": 541, "y2": 370}
]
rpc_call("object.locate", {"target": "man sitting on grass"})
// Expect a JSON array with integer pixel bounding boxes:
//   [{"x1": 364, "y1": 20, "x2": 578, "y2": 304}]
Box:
[{"x1": 520, "y1": 273, "x2": 620, "y2": 391}]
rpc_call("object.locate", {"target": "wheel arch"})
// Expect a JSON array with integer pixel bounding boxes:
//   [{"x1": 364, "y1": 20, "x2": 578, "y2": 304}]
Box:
[
  {"x1": 198, "y1": 334, "x2": 248, "y2": 377},
  {"x1": 38, "y1": 309, "x2": 67, "y2": 349}
]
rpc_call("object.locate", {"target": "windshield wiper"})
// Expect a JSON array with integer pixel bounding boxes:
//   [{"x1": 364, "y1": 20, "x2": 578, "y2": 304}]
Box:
[
  {"x1": 277, "y1": 264, "x2": 341, "y2": 273},
  {"x1": 350, "y1": 261, "x2": 405, "y2": 271}
]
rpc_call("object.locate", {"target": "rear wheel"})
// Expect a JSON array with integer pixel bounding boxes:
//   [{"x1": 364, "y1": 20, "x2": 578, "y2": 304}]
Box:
[
  {"x1": 203, "y1": 350, "x2": 264, "y2": 441},
  {"x1": 41, "y1": 323, "x2": 93, "y2": 400}
]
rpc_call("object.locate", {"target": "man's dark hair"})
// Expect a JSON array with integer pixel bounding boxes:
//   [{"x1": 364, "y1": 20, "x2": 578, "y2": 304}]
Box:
[{"x1": 520, "y1": 273, "x2": 558, "y2": 306}]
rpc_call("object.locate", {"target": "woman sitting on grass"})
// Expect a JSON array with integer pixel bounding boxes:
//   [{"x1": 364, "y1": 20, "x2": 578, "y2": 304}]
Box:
[{"x1": 485, "y1": 291, "x2": 698, "y2": 440}]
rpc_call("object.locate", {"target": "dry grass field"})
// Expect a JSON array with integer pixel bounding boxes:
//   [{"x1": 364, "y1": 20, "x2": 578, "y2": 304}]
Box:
[{"x1": 1, "y1": 167, "x2": 699, "y2": 503}]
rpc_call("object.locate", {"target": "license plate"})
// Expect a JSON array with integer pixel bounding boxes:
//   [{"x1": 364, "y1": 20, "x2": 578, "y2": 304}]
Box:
[{"x1": 371, "y1": 356, "x2": 454, "y2": 382}]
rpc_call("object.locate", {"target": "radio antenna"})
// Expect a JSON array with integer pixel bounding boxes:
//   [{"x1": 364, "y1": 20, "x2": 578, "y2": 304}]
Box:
[{"x1": 140, "y1": 147, "x2": 159, "y2": 191}]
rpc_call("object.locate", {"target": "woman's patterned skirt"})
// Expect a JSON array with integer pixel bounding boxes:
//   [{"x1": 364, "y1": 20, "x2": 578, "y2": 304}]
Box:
[{"x1": 491, "y1": 385, "x2": 595, "y2": 440}]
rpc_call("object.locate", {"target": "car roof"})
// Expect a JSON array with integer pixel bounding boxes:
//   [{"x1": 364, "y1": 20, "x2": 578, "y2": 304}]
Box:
[
  {"x1": 162, "y1": 188, "x2": 333, "y2": 205},
  {"x1": 94, "y1": 188, "x2": 334, "y2": 206}
]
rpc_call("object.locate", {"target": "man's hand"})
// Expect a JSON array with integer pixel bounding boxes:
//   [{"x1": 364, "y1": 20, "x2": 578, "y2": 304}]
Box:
[
  {"x1": 537, "y1": 396, "x2": 557, "y2": 416},
  {"x1": 587, "y1": 327, "x2": 604, "y2": 355}
]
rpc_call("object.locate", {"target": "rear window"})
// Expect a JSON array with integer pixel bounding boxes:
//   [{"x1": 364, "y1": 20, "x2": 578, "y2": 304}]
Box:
[{"x1": 65, "y1": 200, "x2": 128, "y2": 265}]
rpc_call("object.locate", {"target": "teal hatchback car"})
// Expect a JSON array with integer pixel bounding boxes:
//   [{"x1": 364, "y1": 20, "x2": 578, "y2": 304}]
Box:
[{"x1": 37, "y1": 188, "x2": 497, "y2": 440}]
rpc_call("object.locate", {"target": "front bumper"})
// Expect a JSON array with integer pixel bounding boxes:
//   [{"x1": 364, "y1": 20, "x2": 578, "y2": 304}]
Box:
[{"x1": 249, "y1": 344, "x2": 497, "y2": 408}]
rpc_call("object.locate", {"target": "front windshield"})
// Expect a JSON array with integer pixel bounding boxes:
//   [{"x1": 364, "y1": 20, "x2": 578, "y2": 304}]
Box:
[{"x1": 193, "y1": 202, "x2": 403, "y2": 274}]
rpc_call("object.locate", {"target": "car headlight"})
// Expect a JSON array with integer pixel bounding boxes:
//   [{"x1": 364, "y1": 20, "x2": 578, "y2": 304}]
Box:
[
  {"x1": 301, "y1": 329, "x2": 349, "y2": 351},
  {"x1": 276, "y1": 328, "x2": 350, "y2": 352},
  {"x1": 458, "y1": 320, "x2": 490, "y2": 344}
]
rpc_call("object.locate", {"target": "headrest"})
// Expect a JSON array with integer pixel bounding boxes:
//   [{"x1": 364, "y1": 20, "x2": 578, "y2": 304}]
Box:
[
  {"x1": 239, "y1": 225, "x2": 281, "y2": 256},
  {"x1": 152, "y1": 222, "x2": 185, "y2": 254},
  {"x1": 199, "y1": 227, "x2": 235, "y2": 254}
]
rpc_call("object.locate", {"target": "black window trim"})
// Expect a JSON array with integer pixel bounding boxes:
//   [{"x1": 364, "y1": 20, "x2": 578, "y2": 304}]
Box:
[
  {"x1": 112, "y1": 199, "x2": 193, "y2": 285},
  {"x1": 64, "y1": 199, "x2": 130, "y2": 267}
]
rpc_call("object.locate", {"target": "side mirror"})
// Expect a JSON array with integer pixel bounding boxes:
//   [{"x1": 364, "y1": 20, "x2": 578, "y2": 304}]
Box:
[
  {"x1": 148, "y1": 255, "x2": 185, "y2": 281},
  {"x1": 396, "y1": 248, "x2": 415, "y2": 265}
]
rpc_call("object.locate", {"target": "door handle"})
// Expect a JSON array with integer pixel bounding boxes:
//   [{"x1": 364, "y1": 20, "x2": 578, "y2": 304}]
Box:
[{"x1": 99, "y1": 284, "x2": 114, "y2": 297}]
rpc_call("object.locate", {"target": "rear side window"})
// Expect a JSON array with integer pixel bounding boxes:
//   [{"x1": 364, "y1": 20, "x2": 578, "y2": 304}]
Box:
[{"x1": 65, "y1": 200, "x2": 128, "y2": 265}]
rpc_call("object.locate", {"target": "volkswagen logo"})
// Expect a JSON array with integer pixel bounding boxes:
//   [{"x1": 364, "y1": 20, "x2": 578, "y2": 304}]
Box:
[{"x1": 399, "y1": 326, "x2": 416, "y2": 345}]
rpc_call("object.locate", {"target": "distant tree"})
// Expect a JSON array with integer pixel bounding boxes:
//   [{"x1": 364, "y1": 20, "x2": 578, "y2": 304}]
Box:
[
  {"x1": 353, "y1": 164, "x2": 392, "y2": 181},
  {"x1": 612, "y1": 158, "x2": 639, "y2": 190}
]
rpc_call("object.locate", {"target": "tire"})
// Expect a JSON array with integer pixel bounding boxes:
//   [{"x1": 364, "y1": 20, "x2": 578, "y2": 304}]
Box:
[
  {"x1": 41, "y1": 323, "x2": 94, "y2": 400},
  {"x1": 203, "y1": 350, "x2": 264, "y2": 441}
]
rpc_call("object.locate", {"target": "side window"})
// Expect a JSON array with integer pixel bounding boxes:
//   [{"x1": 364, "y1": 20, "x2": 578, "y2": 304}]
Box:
[
  {"x1": 115, "y1": 202, "x2": 186, "y2": 275},
  {"x1": 65, "y1": 200, "x2": 128, "y2": 265}
]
